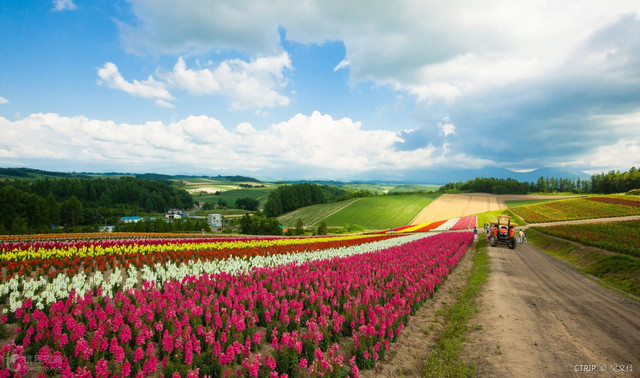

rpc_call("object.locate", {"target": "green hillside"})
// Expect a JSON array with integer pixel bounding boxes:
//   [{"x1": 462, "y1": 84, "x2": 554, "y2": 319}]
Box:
[
  {"x1": 277, "y1": 198, "x2": 361, "y2": 227},
  {"x1": 320, "y1": 193, "x2": 439, "y2": 230}
]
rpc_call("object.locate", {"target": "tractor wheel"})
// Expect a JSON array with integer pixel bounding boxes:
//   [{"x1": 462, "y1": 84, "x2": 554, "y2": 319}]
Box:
[
  {"x1": 508, "y1": 239, "x2": 516, "y2": 249},
  {"x1": 489, "y1": 235, "x2": 498, "y2": 247}
]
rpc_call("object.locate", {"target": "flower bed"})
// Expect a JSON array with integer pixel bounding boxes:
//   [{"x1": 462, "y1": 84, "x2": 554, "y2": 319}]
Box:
[
  {"x1": 534, "y1": 220, "x2": 640, "y2": 257},
  {"x1": 512, "y1": 197, "x2": 640, "y2": 223},
  {"x1": 450, "y1": 216, "x2": 477, "y2": 230},
  {"x1": 0, "y1": 232, "x2": 473, "y2": 377}
]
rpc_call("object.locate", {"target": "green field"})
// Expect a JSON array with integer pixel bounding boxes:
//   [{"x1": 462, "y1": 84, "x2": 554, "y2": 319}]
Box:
[
  {"x1": 194, "y1": 188, "x2": 276, "y2": 208},
  {"x1": 277, "y1": 198, "x2": 361, "y2": 227},
  {"x1": 320, "y1": 193, "x2": 439, "y2": 229}
]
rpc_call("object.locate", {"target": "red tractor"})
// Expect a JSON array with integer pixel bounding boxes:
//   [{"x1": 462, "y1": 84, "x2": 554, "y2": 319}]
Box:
[{"x1": 488, "y1": 215, "x2": 516, "y2": 249}]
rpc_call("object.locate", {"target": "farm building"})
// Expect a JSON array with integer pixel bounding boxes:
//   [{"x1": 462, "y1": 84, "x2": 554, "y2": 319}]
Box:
[
  {"x1": 120, "y1": 216, "x2": 141, "y2": 223},
  {"x1": 208, "y1": 213, "x2": 223, "y2": 229},
  {"x1": 165, "y1": 209, "x2": 184, "y2": 220}
]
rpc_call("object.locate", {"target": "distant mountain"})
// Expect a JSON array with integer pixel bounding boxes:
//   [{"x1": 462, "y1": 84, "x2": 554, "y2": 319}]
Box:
[
  {"x1": 340, "y1": 167, "x2": 592, "y2": 185},
  {"x1": 0, "y1": 167, "x2": 262, "y2": 183}
]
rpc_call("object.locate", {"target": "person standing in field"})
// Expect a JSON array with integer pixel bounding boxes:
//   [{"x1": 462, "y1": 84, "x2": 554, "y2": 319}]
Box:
[
  {"x1": 518, "y1": 229, "x2": 524, "y2": 244},
  {"x1": 523, "y1": 229, "x2": 527, "y2": 243},
  {"x1": 473, "y1": 227, "x2": 478, "y2": 240}
]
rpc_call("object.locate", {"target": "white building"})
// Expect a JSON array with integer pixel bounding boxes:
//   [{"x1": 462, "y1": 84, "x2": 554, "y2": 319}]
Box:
[
  {"x1": 120, "y1": 216, "x2": 141, "y2": 223},
  {"x1": 208, "y1": 213, "x2": 223, "y2": 229},
  {"x1": 165, "y1": 209, "x2": 183, "y2": 220}
]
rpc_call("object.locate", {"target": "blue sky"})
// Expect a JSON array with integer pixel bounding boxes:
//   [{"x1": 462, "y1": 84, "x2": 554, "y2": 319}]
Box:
[{"x1": 1, "y1": 0, "x2": 639, "y2": 181}]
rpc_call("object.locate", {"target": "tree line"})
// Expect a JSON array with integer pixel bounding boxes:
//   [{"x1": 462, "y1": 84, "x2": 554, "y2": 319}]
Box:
[
  {"x1": 438, "y1": 167, "x2": 640, "y2": 195},
  {"x1": 0, "y1": 177, "x2": 194, "y2": 234}
]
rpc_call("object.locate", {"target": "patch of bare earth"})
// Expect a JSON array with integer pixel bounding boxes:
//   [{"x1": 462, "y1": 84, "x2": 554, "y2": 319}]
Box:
[
  {"x1": 462, "y1": 241, "x2": 640, "y2": 377},
  {"x1": 362, "y1": 237, "x2": 479, "y2": 377},
  {"x1": 412, "y1": 194, "x2": 501, "y2": 225}
]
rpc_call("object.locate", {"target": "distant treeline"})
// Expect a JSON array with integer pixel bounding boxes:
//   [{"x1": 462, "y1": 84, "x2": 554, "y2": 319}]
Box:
[
  {"x1": 0, "y1": 167, "x2": 91, "y2": 179},
  {"x1": 0, "y1": 177, "x2": 193, "y2": 234},
  {"x1": 264, "y1": 183, "x2": 369, "y2": 217},
  {"x1": 439, "y1": 167, "x2": 640, "y2": 194},
  {"x1": 114, "y1": 217, "x2": 209, "y2": 233}
]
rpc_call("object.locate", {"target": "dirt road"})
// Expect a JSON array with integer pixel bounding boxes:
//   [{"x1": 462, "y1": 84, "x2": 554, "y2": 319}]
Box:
[{"x1": 464, "y1": 242, "x2": 640, "y2": 377}]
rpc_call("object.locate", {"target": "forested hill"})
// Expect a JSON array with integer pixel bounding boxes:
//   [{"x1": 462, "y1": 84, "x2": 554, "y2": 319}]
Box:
[
  {"x1": 438, "y1": 167, "x2": 640, "y2": 194},
  {"x1": 0, "y1": 177, "x2": 193, "y2": 234},
  {"x1": 0, "y1": 167, "x2": 91, "y2": 179}
]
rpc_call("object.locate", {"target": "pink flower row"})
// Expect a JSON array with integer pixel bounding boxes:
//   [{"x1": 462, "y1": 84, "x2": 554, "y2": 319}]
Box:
[
  {"x1": 1, "y1": 232, "x2": 473, "y2": 377},
  {"x1": 450, "y1": 215, "x2": 477, "y2": 230}
]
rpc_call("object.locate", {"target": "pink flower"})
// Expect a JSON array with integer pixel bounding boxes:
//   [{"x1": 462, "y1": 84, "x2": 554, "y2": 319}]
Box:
[
  {"x1": 134, "y1": 346, "x2": 144, "y2": 363},
  {"x1": 119, "y1": 325, "x2": 132, "y2": 345},
  {"x1": 95, "y1": 359, "x2": 109, "y2": 378},
  {"x1": 121, "y1": 361, "x2": 131, "y2": 377},
  {"x1": 143, "y1": 355, "x2": 157, "y2": 375},
  {"x1": 162, "y1": 330, "x2": 174, "y2": 354},
  {"x1": 299, "y1": 358, "x2": 308, "y2": 368}
]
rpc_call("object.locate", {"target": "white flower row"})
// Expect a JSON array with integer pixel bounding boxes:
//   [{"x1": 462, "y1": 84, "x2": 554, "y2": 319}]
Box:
[
  {"x1": 433, "y1": 218, "x2": 460, "y2": 231},
  {"x1": 1, "y1": 233, "x2": 436, "y2": 312}
]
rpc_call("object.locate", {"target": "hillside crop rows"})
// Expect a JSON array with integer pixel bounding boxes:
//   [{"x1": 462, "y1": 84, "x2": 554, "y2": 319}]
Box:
[
  {"x1": 277, "y1": 198, "x2": 361, "y2": 227},
  {"x1": 534, "y1": 220, "x2": 640, "y2": 257},
  {"x1": 511, "y1": 197, "x2": 640, "y2": 223},
  {"x1": 322, "y1": 194, "x2": 438, "y2": 229}
]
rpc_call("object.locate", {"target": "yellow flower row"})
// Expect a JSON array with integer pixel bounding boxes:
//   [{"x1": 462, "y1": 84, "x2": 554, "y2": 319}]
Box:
[{"x1": 0, "y1": 234, "x2": 382, "y2": 262}]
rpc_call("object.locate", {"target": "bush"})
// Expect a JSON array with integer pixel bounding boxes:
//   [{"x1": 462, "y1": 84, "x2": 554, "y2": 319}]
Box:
[{"x1": 317, "y1": 221, "x2": 328, "y2": 235}]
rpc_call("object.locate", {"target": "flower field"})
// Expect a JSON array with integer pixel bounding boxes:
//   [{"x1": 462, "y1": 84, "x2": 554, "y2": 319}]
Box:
[
  {"x1": 511, "y1": 197, "x2": 640, "y2": 223},
  {"x1": 0, "y1": 231, "x2": 473, "y2": 377},
  {"x1": 534, "y1": 220, "x2": 640, "y2": 257},
  {"x1": 386, "y1": 215, "x2": 477, "y2": 234}
]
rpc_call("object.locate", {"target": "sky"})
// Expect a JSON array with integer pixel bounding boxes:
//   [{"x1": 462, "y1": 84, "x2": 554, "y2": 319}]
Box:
[{"x1": 1, "y1": 0, "x2": 639, "y2": 182}]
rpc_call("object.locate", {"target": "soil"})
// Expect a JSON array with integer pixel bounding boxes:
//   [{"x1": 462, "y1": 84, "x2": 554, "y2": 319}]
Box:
[
  {"x1": 411, "y1": 194, "x2": 502, "y2": 224},
  {"x1": 411, "y1": 194, "x2": 583, "y2": 225},
  {"x1": 462, "y1": 241, "x2": 640, "y2": 377}
]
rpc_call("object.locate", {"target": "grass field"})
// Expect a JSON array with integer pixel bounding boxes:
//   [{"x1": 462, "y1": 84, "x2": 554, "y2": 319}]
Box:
[
  {"x1": 193, "y1": 188, "x2": 276, "y2": 208},
  {"x1": 477, "y1": 209, "x2": 527, "y2": 228},
  {"x1": 277, "y1": 198, "x2": 361, "y2": 227},
  {"x1": 321, "y1": 193, "x2": 439, "y2": 229}
]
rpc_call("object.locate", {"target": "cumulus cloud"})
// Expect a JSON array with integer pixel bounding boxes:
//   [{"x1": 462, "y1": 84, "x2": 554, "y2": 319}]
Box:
[
  {"x1": 160, "y1": 53, "x2": 292, "y2": 109},
  {"x1": 439, "y1": 117, "x2": 456, "y2": 137},
  {"x1": 118, "y1": 0, "x2": 640, "y2": 103},
  {"x1": 52, "y1": 0, "x2": 76, "y2": 11},
  {"x1": 97, "y1": 62, "x2": 174, "y2": 104},
  {"x1": 0, "y1": 112, "x2": 494, "y2": 175},
  {"x1": 0, "y1": 97, "x2": 8, "y2": 104}
]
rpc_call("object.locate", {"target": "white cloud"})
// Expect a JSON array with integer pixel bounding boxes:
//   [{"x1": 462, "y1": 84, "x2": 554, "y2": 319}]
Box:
[
  {"x1": 52, "y1": 0, "x2": 76, "y2": 11},
  {"x1": 439, "y1": 122, "x2": 456, "y2": 137},
  {"x1": 160, "y1": 53, "x2": 291, "y2": 109},
  {"x1": 0, "y1": 111, "x2": 494, "y2": 174},
  {"x1": 334, "y1": 60, "x2": 350, "y2": 71},
  {"x1": 97, "y1": 62, "x2": 174, "y2": 104},
  {"x1": 154, "y1": 99, "x2": 175, "y2": 108},
  {"x1": 119, "y1": 0, "x2": 640, "y2": 103},
  {"x1": 0, "y1": 97, "x2": 8, "y2": 104}
]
